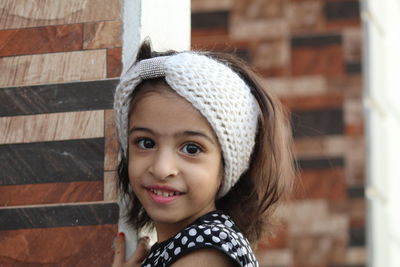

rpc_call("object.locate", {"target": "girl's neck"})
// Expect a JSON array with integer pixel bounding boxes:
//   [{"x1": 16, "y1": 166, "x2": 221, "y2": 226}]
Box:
[
  {"x1": 154, "y1": 221, "x2": 189, "y2": 243},
  {"x1": 154, "y1": 207, "x2": 217, "y2": 243}
]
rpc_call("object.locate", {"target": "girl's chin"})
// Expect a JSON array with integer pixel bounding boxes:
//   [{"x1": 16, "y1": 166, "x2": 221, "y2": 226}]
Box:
[{"x1": 147, "y1": 213, "x2": 182, "y2": 225}]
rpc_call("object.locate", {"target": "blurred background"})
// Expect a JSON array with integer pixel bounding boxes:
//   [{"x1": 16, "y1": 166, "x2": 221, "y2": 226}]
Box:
[
  {"x1": 0, "y1": 0, "x2": 398, "y2": 266},
  {"x1": 191, "y1": 1, "x2": 364, "y2": 266}
]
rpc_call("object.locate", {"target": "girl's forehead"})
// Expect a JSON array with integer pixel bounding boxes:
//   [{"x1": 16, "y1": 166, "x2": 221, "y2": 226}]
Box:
[
  {"x1": 135, "y1": 89, "x2": 193, "y2": 112},
  {"x1": 130, "y1": 86, "x2": 213, "y2": 129},
  {"x1": 130, "y1": 81, "x2": 177, "y2": 108},
  {"x1": 132, "y1": 83, "x2": 193, "y2": 112},
  {"x1": 129, "y1": 90, "x2": 220, "y2": 146},
  {"x1": 138, "y1": 79, "x2": 173, "y2": 95}
]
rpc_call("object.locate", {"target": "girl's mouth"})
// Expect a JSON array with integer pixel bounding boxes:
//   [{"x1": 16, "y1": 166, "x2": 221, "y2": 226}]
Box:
[
  {"x1": 149, "y1": 188, "x2": 181, "y2": 197},
  {"x1": 146, "y1": 186, "x2": 183, "y2": 204}
]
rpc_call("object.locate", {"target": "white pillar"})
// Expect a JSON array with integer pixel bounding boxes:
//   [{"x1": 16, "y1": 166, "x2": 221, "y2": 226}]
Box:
[
  {"x1": 122, "y1": 0, "x2": 191, "y2": 72},
  {"x1": 363, "y1": 1, "x2": 400, "y2": 266},
  {"x1": 119, "y1": 0, "x2": 190, "y2": 259}
]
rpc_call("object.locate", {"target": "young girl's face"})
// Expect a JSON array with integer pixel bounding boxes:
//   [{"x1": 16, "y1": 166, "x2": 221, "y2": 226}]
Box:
[{"x1": 128, "y1": 82, "x2": 223, "y2": 236}]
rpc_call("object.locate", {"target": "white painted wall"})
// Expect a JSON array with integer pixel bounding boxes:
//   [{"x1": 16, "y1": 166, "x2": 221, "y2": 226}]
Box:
[
  {"x1": 363, "y1": 1, "x2": 400, "y2": 266},
  {"x1": 119, "y1": 0, "x2": 191, "y2": 259},
  {"x1": 122, "y1": 0, "x2": 190, "y2": 72}
]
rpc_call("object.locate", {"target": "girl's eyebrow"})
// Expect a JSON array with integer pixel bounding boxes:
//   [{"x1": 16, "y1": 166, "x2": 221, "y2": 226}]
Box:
[
  {"x1": 178, "y1": 131, "x2": 217, "y2": 145},
  {"x1": 128, "y1": 127, "x2": 153, "y2": 135},
  {"x1": 128, "y1": 127, "x2": 216, "y2": 145}
]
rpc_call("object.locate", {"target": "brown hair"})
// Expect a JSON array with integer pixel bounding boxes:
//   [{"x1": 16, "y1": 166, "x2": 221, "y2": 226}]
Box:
[{"x1": 117, "y1": 41, "x2": 296, "y2": 243}]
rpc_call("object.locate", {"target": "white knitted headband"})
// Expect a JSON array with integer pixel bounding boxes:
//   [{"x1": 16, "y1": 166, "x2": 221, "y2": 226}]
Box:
[{"x1": 114, "y1": 52, "x2": 260, "y2": 197}]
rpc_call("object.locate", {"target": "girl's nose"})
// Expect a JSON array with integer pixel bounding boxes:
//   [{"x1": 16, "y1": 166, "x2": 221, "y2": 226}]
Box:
[{"x1": 148, "y1": 150, "x2": 178, "y2": 180}]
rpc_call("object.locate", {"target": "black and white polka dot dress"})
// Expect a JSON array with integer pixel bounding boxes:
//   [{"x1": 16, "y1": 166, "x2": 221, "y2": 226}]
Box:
[{"x1": 142, "y1": 210, "x2": 259, "y2": 267}]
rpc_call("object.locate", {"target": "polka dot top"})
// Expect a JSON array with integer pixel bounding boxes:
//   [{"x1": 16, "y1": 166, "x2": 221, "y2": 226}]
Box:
[{"x1": 141, "y1": 210, "x2": 259, "y2": 267}]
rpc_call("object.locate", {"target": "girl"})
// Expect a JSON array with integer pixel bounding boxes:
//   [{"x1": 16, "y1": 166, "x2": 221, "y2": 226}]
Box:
[{"x1": 112, "y1": 41, "x2": 295, "y2": 267}]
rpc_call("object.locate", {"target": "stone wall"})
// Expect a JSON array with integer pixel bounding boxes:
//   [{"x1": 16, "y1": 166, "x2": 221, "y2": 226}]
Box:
[
  {"x1": 0, "y1": 0, "x2": 122, "y2": 266},
  {"x1": 191, "y1": 0, "x2": 365, "y2": 266}
]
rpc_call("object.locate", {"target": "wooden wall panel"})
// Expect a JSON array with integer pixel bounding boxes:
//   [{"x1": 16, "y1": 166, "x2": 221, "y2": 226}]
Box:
[
  {"x1": 0, "y1": 0, "x2": 121, "y2": 30},
  {"x1": 0, "y1": 24, "x2": 83, "y2": 57},
  {"x1": 0, "y1": 224, "x2": 117, "y2": 266},
  {"x1": 0, "y1": 182, "x2": 103, "y2": 206},
  {"x1": 0, "y1": 50, "x2": 107, "y2": 87},
  {"x1": 0, "y1": 1, "x2": 122, "y2": 265},
  {"x1": 0, "y1": 111, "x2": 104, "y2": 144}
]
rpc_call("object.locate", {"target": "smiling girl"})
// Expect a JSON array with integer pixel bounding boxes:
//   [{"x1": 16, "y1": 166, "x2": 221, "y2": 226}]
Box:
[{"x1": 112, "y1": 41, "x2": 295, "y2": 267}]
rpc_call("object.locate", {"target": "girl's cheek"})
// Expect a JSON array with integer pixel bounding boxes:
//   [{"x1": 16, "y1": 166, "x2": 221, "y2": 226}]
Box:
[{"x1": 127, "y1": 162, "x2": 136, "y2": 183}]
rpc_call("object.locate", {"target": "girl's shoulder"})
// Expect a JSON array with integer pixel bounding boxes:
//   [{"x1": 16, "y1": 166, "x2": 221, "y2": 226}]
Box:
[{"x1": 142, "y1": 210, "x2": 259, "y2": 267}]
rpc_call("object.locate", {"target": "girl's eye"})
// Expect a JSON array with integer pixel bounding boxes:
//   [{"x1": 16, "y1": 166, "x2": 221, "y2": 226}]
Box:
[
  {"x1": 137, "y1": 138, "x2": 155, "y2": 149},
  {"x1": 181, "y1": 143, "x2": 202, "y2": 155}
]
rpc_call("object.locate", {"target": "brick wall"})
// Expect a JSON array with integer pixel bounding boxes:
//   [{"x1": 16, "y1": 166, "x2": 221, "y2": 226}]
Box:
[
  {"x1": 0, "y1": 0, "x2": 122, "y2": 266},
  {"x1": 191, "y1": 0, "x2": 365, "y2": 266}
]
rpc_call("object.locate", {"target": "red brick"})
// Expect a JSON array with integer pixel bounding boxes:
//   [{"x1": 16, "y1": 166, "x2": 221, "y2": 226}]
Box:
[
  {"x1": 0, "y1": 225, "x2": 117, "y2": 267},
  {"x1": 257, "y1": 224, "x2": 288, "y2": 250},
  {"x1": 107, "y1": 47, "x2": 122, "y2": 78},
  {"x1": 345, "y1": 124, "x2": 364, "y2": 136},
  {"x1": 349, "y1": 199, "x2": 366, "y2": 228},
  {"x1": 281, "y1": 93, "x2": 343, "y2": 111},
  {"x1": 0, "y1": 24, "x2": 83, "y2": 57},
  {"x1": 325, "y1": 18, "x2": 361, "y2": 29},
  {"x1": 253, "y1": 39, "x2": 290, "y2": 70},
  {"x1": 291, "y1": 45, "x2": 345, "y2": 76},
  {"x1": 292, "y1": 234, "x2": 347, "y2": 267},
  {"x1": 256, "y1": 66, "x2": 290, "y2": 78},
  {"x1": 323, "y1": 0, "x2": 361, "y2": 29},
  {"x1": 293, "y1": 168, "x2": 347, "y2": 200},
  {"x1": 288, "y1": 1, "x2": 324, "y2": 34},
  {"x1": 191, "y1": 28, "x2": 231, "y2": 50},
  {"x1": 329, "y1": 199, "x2": 366, "y2": 228},
  {"x1": 233, "y1": 0, "x2": 285, "y2": 19},
  {"x1": 0, "y1": 181, "x2": 103, "y2": 206},
  {"x1": 327, "y1": 75, "x2": 362, "y2": 96}
]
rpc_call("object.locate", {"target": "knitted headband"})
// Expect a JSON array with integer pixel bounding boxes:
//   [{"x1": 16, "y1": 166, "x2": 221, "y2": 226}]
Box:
[{"x1": 114, "y1": 52, "x2": 260, "y2": 197}]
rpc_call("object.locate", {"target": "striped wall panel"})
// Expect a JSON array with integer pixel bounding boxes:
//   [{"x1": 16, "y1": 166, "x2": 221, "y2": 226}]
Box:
[
  {"x1": 0, "y1": 80, "x2": 117, "y2": 116},
  {"x1": 0, "y1": 202, "x2": 118, "y2": 230},
  {"x1": 0, "y1": 1, "x2": 123, "y2": 266},
  {"x1": 0, "y1": 224, "x2": 117, "y2": 266},
  {"x1": 0, "y1": 139, "x2": 104, "y2": 185},
  {"x1": 0, "y1": 79, "x2": 119, "y2": 208}
]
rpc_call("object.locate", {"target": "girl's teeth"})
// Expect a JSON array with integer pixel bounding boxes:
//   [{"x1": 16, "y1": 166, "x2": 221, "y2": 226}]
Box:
[{"x1": 151, "y1": 189, "x2": 178, "y2": 197}]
